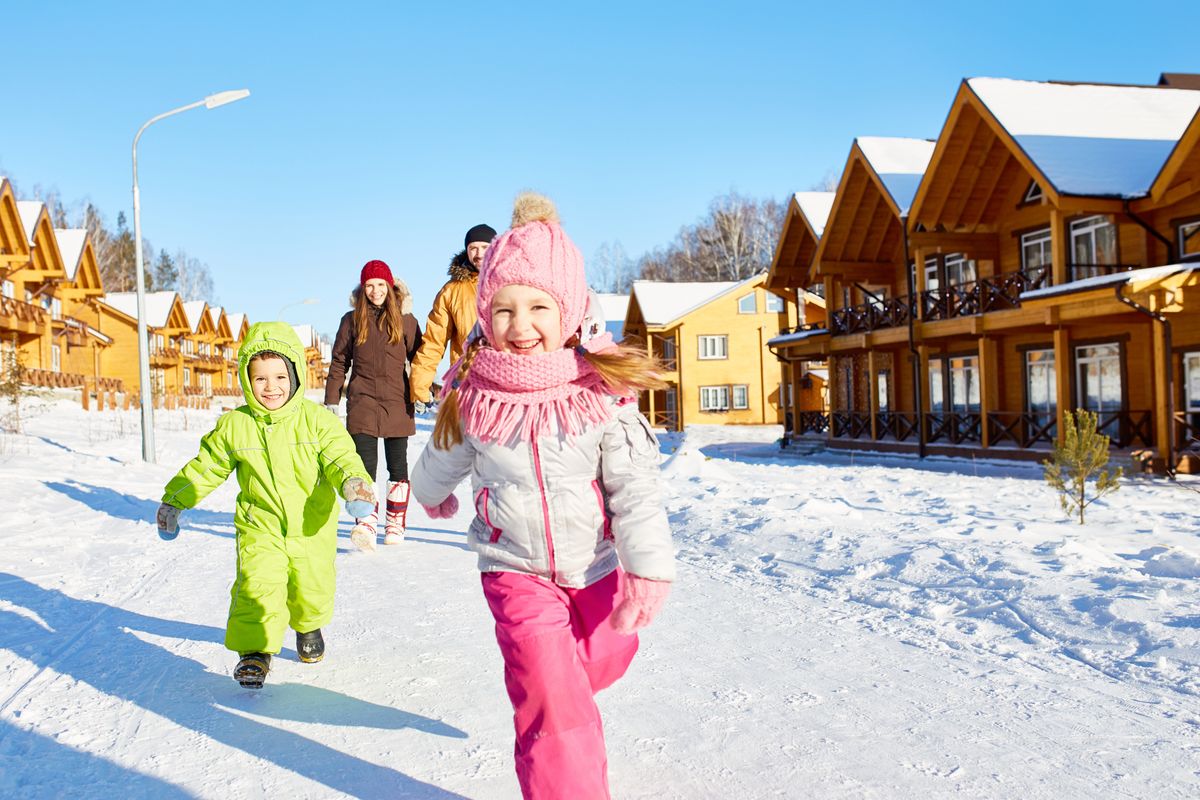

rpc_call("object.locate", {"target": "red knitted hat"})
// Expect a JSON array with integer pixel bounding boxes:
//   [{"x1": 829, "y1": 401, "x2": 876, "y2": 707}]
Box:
[{"x1": 360, "y1": 259, "x2": 394, "y2": 286}]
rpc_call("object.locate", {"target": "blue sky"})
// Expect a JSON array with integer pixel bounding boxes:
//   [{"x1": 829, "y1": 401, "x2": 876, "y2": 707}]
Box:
[{"x1": 2, "y1": 2, "x2": 1197, "y2": 338}]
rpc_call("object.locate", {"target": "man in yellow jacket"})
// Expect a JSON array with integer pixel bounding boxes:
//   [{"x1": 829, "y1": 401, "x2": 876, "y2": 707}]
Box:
[
  {"x1": 408, "y1": 223, "x2": 495, "y2": 411},
  {"x1": 156, "y1": 322, "x2": 374, "y2": 688}
]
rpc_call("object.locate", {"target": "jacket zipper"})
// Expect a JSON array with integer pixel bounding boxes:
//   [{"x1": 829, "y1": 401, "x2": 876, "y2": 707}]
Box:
[
  {"x1": 475, "y1": 488, "x2": 503, "y2": 543},
  {"x1": 591, "y1": 479, "x2": 613, "y2": 540},
  {"x1": 531, "y1": 440, "x2": 557, "y2": 582}
]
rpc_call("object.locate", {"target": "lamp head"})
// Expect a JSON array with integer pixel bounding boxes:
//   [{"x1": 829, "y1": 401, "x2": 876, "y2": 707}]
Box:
[{"x1": 204, "y1": 89, "x2": 250, "y2": 109}]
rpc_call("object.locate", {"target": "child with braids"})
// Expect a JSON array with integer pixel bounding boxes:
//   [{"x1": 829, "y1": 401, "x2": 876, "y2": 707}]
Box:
[{"x1": 410, "y1": 193, "x2": 675, "y2": 799}]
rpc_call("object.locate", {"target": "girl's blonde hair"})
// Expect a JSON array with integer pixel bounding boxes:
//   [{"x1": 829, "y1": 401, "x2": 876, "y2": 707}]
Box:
[
  {"x1": 432, "y1": 337, "x2": 667, "y2": 450},
  {"x1": 353, "y1": 283, "x2": 405, "y2": 346}
]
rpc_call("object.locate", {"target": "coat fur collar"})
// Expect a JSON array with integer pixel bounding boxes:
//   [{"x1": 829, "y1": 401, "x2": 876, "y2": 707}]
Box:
[{"x1": 448, "y1": 249, "x2": 478, "y2": 281}]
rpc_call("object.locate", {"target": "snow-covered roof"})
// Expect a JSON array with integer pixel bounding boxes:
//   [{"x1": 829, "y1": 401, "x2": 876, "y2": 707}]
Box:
[
  {"x1": 594, "y1": 293, "x2": 628, "y2": 325},
  {"x1": 182, "y1": 301, "x2": 208, "y2": 333},
  {"x1": 54, "y1": 229, "x2": 87, "y2": 281},
  {"x1": 1021, "y1": 262, "x2": 1200, "y2": 300},
  {"x1": 16, "y1": 201, "x2": 45, "y2": 244},
  {"x1": 631, "y1": 279, "x2": 746, "y2": 327},
  {"x1": 208, "y1": 306, "x2": 224, "y2": 327},
  {"x1": 292, "y1": 323, "x2": 318, "y2": 348},
  {"x1": 968, "y1": 77, "x2": 1200, "y2": 198},
  {"x1": 793, "y1": 192, "x2": 836, "y2": 237},
  {"x1": 101, "y1": 291, "x2": 180, "y2": 328},
  {"x1": 856, "y1": 137, "x2": 935, "y2": 215},
  {"x1": 226, "y1": 312, "x2": 247, "y2": 338},
  {"x1": 85, "y1": 326, "x2": 113, "y2": 345},
  {"x1": 766, "y1": 327, "x2": 828, "y2": 346}
]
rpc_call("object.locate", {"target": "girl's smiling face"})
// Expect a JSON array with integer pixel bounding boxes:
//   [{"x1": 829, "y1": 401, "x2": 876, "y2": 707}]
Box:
[
  {"x1": 364, "y1": 278, "x2": 390, "y2": 307},
  {"x1": 489, "y1": 284, "x2": 562, "y2": 355},
  {"x1": 248, "y1": 354, "x2": 291, "y2": 410}
]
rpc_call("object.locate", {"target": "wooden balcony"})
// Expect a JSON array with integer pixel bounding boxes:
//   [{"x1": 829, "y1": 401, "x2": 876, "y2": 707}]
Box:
[
  {"x1": 149, "y1": 347, "x2": 181, "y2": 366},
  {"x1": 24, "y1": 368, "x2": 86, "y2": 388},
  {"x1": 0, "y1": 295, "x2": 47, "y2": 334},
  {"x1": 920, "y1": 266, "x2": 1051, "y2": 322}
]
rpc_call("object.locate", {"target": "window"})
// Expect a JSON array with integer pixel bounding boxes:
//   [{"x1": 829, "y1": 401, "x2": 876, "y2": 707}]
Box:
[
  {"x1": 948, "y1": 355, "x2": 980, "y2": 413},
  {"x1": 877, "y1": 370, "x2": 890, "y2": 413},
  {"x1": 944, "y1": 254, "x2": 977, "y2": 287},
  {"x1": 1076, "y1": 343, "x2": 1122, "y2": 437},
  {"x1": 50, "y1": 297, "x2": 61, "y2": 320},
  {"x1": 1025, "y1": 349, "x2": 1057, "y2": 434},
  {"x1": 1070, "y1": 216, "x2": 1118, "y2": 278},
  {"x1": 737, "y1": 293, "x2": 757, "y2": 314},
  {"x1": 660, "y1": 337, "x2": 676, "y2": 362},
  {"x1": 1021, "y1": 228, "x2": 1052, "y2": 280},
  {"x1": 1180, "y1": 220, "x2": 1200, "y2": 262},
  {"x1": 732, "y1": 385, "x2": 749, "y2": 409},
  {"x1": 928, "y1": 358, "x2": 944, "y2": 412},
  {"x1": 1, "y1": 280, "x2": 12, "y2": 299},
  {"x1": 863, "y1": 286, "x2": 890, "y2": 309},
  {"x1": 698, "y1": 335, "x2": 728, "y2": 360},
  {"x1": 183, "y1": 367, "x2": 191, "y2": 386},
  {"x1": 665, "y1": 387, "x2": 677, "y2": 413},
  {"x1": 25, "y1": 290, "x2": 33, "y2": 304},
  {"x1": 924, "y1": 257, "x2": 940, "y2": 292},
  {"x1": 765, "y1": 293, "x2": 784, "y2": 313},
  {"x1": 1023, "y1": 180, "x2": 1044, "y2": 204},
  {"x1": 778, "y1": 381, "x2": 794, "y2": 408},
  {"x1": 700, "y1": 385, "x2": 730, "y2": 411},
  {"x1": 51, "y1": 344, "x2": 61, "y2": 372}
]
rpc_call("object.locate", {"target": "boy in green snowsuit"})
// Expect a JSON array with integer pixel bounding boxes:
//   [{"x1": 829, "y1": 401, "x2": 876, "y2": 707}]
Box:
[{"x1": 155, "y1": 322, "x2": 376, "y2": 688}]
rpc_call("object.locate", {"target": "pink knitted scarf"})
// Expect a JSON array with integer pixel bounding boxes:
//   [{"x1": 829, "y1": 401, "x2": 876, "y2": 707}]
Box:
[{"x1": 445, "y1": 340, "x2": 616, "y2": 444}]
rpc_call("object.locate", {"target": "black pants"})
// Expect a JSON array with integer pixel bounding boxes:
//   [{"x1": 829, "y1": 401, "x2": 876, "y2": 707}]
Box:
[{"x1": 352, "y1": 434, "x2": 409, "y2": 482}]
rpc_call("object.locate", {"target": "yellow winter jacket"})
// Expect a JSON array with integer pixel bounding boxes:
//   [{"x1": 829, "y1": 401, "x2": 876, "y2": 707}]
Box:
[{"x1": 409, "y1": 252, "x2": 479, "y2": 403}]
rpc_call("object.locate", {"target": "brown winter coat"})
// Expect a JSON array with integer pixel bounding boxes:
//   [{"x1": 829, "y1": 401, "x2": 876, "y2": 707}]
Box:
[
  {"x1": 324, "y1": 278, "x2": 422, "y2": 438},
  {"x1": 408, "y1": 251, "x2": 479, "y2": 404}
]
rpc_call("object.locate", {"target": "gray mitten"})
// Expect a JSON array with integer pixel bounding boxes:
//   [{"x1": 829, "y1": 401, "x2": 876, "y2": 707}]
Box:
[{"x1": 157, "y1": 503, "x2": 182, "y2": 541}]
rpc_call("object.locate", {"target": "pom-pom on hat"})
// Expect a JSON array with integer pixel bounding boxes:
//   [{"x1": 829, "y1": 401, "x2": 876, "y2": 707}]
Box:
[
  {"x1": 360, "y1": 259, "x2": 394, "y2": 286},
  {"x1": 476, "y1": 192, "x2": 587, "y2": 347}
]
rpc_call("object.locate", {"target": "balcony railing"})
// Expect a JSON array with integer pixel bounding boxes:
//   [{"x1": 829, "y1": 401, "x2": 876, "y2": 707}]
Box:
[
  {"x1": 649, "y1": 409, "x2": 678, "y2": 430},
  {"x1": 925, "y1": 412, "x2": 983, "y2": 444},
  {"x1": 875, "y1": 411, "x2": 920, "y2": 442},
  {"x1": 0, "y1": 295, "x2": 48, "y2": 327},
  {"x1": 1093, "y1": 409, "x2": 1153, "y2": 449},
  {"x1": 830, "y1": 411, "x2": 871, "y2": 439},
  {"x1": 830, "y1": 296, "x2": 915, "y2": 335},
  {"x1": 921, "y1": 266, "x2": 1051, "y2": 322},
  {"x1": 987, "y1": 411, "x2": 1056, "y2": 448}
]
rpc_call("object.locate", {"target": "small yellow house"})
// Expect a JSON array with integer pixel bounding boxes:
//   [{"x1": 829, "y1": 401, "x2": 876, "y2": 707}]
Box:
[
  {"x1": 291, "y1": 323, "x2": 327, "y2": 389},
  {"x1": 54, "y1": 228, "x2": 118, "y2": 390},
  {"x1": 0, "y1": 178, "x2": 44, "y2": 374},
  {"x1": 182, "y1": 300, "x2": 226, "y2": 396},
  {"x1": 623, "y1": 273, "x2": 817, "y2": 431},
  {"x1": 14, "y1": 200, "x2": 69, "y2": 378}
]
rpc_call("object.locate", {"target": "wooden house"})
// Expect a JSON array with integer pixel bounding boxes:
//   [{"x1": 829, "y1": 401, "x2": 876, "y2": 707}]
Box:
[
  {"x1": 765, "y1": 192, "x2": 836, "y2": 431},
  {"x1": 13, "y1": 201, "x2": 69, "y2": 381},
  {"x1": 182, "y1": 300, "x2": 225, "y2": 396},
  {"x1": 0, "y1": 179, "x2": 45, "y2": 377},
  {"x1": 623, "y1": 273, "x2": 817, "y2": 431},
  {"x1": 206, "y1": 306, "x2": 241, "y2": 396},
  {"x1": 770, "y1": 76, "x2": 1200, "y2": 471},
  {"x1": 98, "y1": 291, "x2": 192, "y2": 399},
  {"x1": 54, "y1": 228, "x2": 120, "y2": 392},
  {"x1": 291, "y1": 324, "x2": 327, "y2": 389}
]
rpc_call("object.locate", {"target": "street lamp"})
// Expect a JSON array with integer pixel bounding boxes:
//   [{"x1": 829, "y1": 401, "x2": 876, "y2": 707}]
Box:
[
  {"x1": 132, "y1": 88, "x2": 250, "y2": 463},
  {"x1": 278, "y1": 297, "x2": 319, "y2": 320}
]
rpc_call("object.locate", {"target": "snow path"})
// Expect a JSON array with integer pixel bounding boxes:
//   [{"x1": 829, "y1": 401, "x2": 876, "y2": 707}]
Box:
[{"x1": 0, "y1": 395, "x2": 1198, "y2": 798}]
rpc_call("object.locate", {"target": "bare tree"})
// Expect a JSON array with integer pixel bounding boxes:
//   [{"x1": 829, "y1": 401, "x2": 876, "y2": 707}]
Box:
[
  {"x1": 809, "y1": 170, "x2": 841, "y2": 192},
  {"x1": 634, "y1": 192, "x2": 785, "y2": 283},
  {"x1": 174, "y1": 248, "x2": 215, "y2": 303},
  {"x1": 589, "y1": 241, "x2": 637, "y2": 293}
]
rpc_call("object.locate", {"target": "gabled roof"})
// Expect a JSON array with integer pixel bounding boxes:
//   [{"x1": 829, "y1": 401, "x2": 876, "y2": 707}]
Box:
[
  {"x1": 182, "y1": 300, "x2": 215, "y2": 335},
  {"x1": 16, "y1": 201, "x2": 66, "y2": 277},
  {"x1": 855, "y1": 137, "x2": 935, "y2": 216},
  {"x1": 594, "y1": 292, "x2": 629, "y2": 338},
  {"x1": 967, "y1": 77, "x2": 1200, "y2": 198},
  {"x1": 0, "y1": 178, "x2": 30, "y2": 260},
  {"x1": 816, "y1": 138, "x2": 934, "y2": 277},
  {"x1": 226, "y1": 312, "x2": 248, "y2": 341},
  {"x1": 1148, "y1": 108, "x2": 1200, "y2": 204},
  {"x1": 629, "y1": 274, "x2": 767, "y2": 328},
  {"x1": 292, "y1": 323, "x2": 319, "y2": 349},
  {"x1": 766, "y1": 191, "x2": 835, "y2": 291},
  {"x1": 101, "y1": 291, "x2": 188, "y2": 329},
  {"x1": 208, "y1": 306, "x2": 233, "y2": 340},
  {"x1": 54, "y1": 229, "x2": 88, "y2": 281}
]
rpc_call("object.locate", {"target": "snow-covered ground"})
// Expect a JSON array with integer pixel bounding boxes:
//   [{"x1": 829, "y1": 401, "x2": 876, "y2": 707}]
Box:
[{"x1": 1, "y1": 392, "x2": 1198, "y2": 799}]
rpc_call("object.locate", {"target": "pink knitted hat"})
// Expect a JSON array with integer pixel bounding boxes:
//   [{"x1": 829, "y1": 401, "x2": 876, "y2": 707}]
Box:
[{"x1": 476, "y1": 193, "x2": 587, "y2": 347}]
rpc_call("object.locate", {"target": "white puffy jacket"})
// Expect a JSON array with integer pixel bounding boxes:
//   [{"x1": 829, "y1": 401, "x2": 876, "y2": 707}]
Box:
[{"x1": 411, "y1": 398, "x2": 676, "y2": 588}]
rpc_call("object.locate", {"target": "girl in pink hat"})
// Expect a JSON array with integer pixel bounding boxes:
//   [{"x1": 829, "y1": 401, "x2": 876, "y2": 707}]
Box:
[{"x1": 411, "y1": 193, "x2": 675, "y2": 799}]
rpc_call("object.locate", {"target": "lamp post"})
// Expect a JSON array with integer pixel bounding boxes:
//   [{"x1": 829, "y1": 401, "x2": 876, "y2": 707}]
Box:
[
  {"x1": 132, "y1": 89, "x2": 250, "y2": 463},
  {"x1": 277, "y1": 297, "x2": 319, "y2": 321}
]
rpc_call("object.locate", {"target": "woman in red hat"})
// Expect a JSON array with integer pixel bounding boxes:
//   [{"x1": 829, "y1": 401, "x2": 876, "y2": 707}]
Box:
[{"x1": 325, "y1": 260, "x2": 422, "y2": 549}]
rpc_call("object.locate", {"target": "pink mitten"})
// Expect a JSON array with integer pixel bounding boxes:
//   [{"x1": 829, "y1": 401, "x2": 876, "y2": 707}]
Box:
[
  {"x1": 610, "y1": 575, "x2": 671, "y2": 635},
  {"x1": 422, "y1": 494, "x2": 459, "y2": 519}
]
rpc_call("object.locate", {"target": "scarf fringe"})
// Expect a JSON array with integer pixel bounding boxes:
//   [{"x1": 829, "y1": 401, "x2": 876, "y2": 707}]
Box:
[{"x1": 459, "y1": 380, "x2": 612, "y2": 444}]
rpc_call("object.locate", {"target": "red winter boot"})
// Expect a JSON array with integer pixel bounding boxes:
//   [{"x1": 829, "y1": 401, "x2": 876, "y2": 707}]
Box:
[{"x1": 384, "y1": 480, "x2": 410, "y2": 544}]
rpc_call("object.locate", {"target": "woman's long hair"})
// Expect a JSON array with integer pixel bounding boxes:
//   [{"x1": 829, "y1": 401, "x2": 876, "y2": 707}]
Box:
[
  {"x1": 432, "y1": 337, "x2": 667, "y2": 450},
  {"x1": 354, "y1": 282, "x2": 404, "y2": 346}
]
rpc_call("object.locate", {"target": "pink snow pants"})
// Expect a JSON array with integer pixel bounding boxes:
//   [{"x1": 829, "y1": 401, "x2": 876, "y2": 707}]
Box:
[{"x1": 481, "y1": 568, "x2": 639, "y2": 800}]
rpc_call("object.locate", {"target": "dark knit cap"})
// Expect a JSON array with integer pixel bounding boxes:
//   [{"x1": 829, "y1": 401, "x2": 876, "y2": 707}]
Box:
[{"x1": 464, "y1": 224, "x2": 497, "y2": 249}]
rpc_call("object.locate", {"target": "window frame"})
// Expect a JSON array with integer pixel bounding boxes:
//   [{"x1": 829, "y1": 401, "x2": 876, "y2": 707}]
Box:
[
  {"x1": 737, "y1": 292, "x2": 757, "y2": 314},
  {"x1": 699, "y1": 385, "x2": 730, "y2": 412},
  {"x1": 732, "y1": 384, "x2": 749, "y2": 410},
  {"x1": 1178, "y1": 217, "x2": 1200, "y2": 262},
  {"x1": 697, "y1": 334, "x2": 728, "y2": 360},
  {"x1": 765, "y1": 293, "x2": 784, "y2": 313}
]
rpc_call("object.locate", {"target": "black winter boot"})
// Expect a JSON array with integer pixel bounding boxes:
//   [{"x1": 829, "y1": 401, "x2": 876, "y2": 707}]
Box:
[
  {"x1": 234, "y1": 653, "x2": 271, "y2": 689},
  {"x1": 296, "y1": 629, "x2": 325, "y2": 663}
]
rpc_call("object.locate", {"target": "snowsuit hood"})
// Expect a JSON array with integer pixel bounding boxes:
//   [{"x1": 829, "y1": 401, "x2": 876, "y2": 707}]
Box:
[{"x1": 238, "y1": 321, "x2": 307, "y2": 421}]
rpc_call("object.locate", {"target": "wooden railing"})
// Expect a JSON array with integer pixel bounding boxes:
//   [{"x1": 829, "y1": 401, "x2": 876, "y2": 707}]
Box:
[
  {"x1": 830, "y1": 411, "x2": 871, "y2": 439},
  {"x1": 649, "y1": 409, "x2": 678, "y2": 430},
  {"x1": 987, "y1": 411, "x2": 1056, "y2": 448},
  {"x1": 777, "y1": 321, "x2": 828, "y2": 337},
  {"x1": 796, "y1": 411, "x2": 829, "y2": 434},
  {"x1": 1093, "y1": 409, "x2": 1153, "y2": 449},
  {"x1": 0, "y1": 295, "x2": 47, "y2": 326},
  {"x1": 24, "y1": 368, "x2": 86, "y2": 388},
  {"x1": 921, "y1": 267, "x2": 1051, "y2": 322},
  {"x1": 830, "y1": 296, "x2": 916, "y2": 334},
  {"x1": 925, "y1": 412, "x2": 983, "y2": 444},
  {"x1": 875, "y1": 411, "x2": 920, "y2": 442},
  {"x1": 1174, "y1": 412, "x2": 1200, "y2": 454}
]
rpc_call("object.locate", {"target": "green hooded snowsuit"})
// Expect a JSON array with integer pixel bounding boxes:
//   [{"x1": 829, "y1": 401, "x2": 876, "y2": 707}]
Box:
[{"x1": 161, "y1": 321, "x2": 370, "y2": 655}]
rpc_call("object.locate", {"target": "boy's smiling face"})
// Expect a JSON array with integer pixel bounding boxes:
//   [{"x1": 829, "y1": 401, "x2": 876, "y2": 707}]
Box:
[{"x1": 248, "y1": 354, "x2": 291, "y2": 410}]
